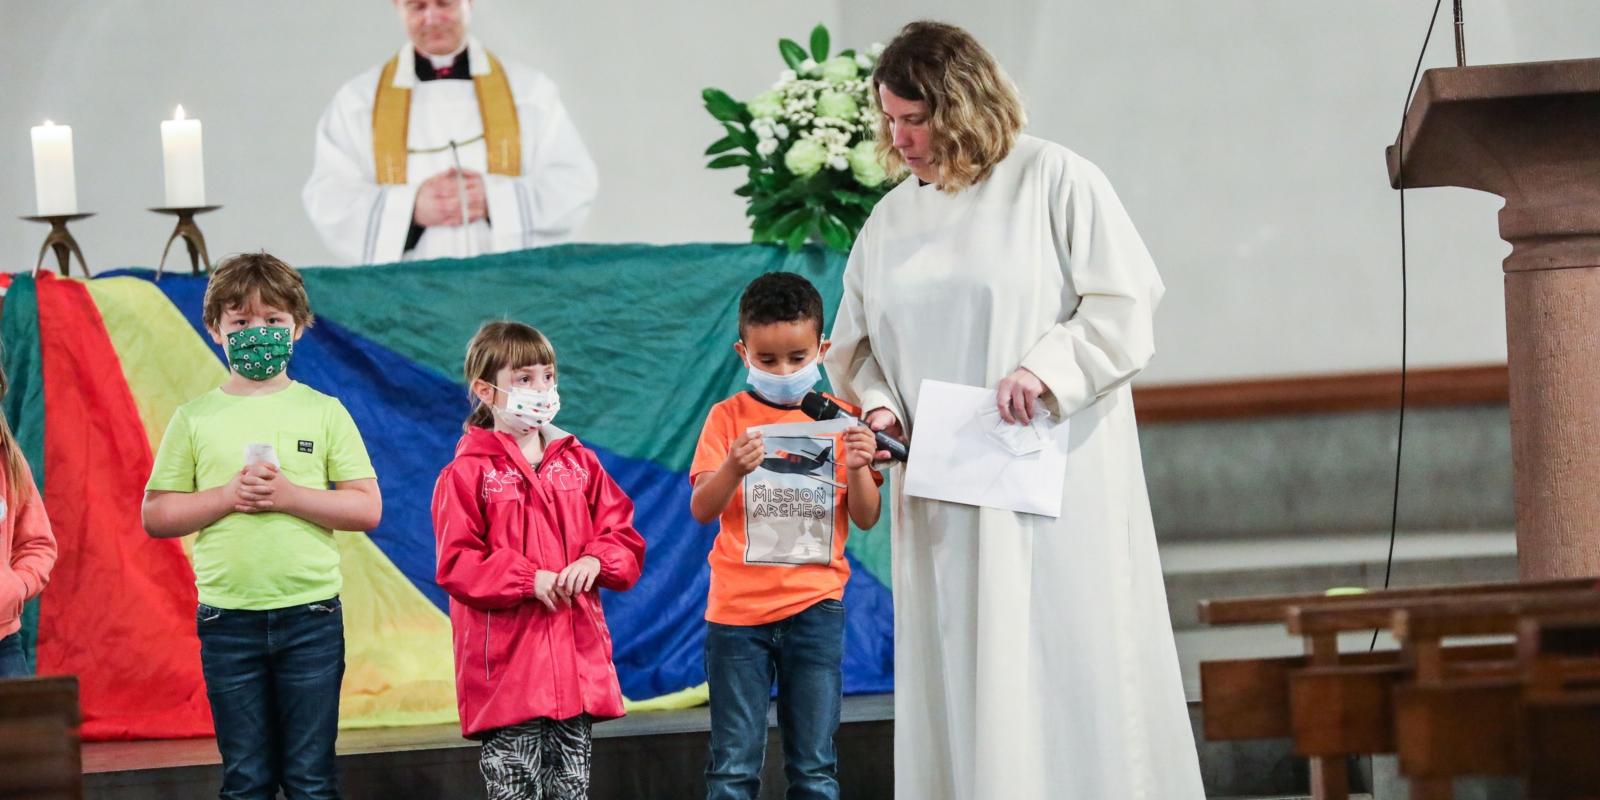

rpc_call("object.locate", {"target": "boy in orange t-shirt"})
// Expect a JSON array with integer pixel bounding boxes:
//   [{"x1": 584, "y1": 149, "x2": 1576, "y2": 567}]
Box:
[{"x1": 689, "y1": 272, "x2": 882, "y2": 800}]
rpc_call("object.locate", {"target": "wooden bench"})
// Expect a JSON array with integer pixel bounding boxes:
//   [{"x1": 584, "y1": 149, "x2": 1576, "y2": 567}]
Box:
[
  {"x1": 1518, "y1": 611, "x2": 1600, "y2": 800},
  {"x1": 0, "y1": 675, "x2": 83, "y2": 799},
  {"x1": 1199, "y1": 577, "x2": 1599, "y2": 800},
  {"x1": 1365, "y1": 594, "x2": 1600, "y2": 798}
]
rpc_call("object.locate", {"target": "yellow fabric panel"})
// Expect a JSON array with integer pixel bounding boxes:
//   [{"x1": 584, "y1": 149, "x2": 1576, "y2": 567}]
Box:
[
  {"x1": 372, "y1": 51, "x2": 522, "y2": 185},
  {"x1": 82, "y1": 276, "x2": 227, "y2": 458},
  {"x1": 336, "y1": 531, "x2": 460, "y2": 729},
  {"x1": 624, "y1": 682, "x2": 710, "y2": 714},
  {"x1": 476, "y1": 53, "x2": 522, "y2": 177},
  {"x1": 372, "y1": 56, "x2": 410, "y2": 185}
]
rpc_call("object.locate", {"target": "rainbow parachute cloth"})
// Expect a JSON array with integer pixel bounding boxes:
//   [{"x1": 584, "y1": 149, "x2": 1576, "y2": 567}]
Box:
[{"x1": 2, "y1": 244, "x2": 893, "y2": 740}]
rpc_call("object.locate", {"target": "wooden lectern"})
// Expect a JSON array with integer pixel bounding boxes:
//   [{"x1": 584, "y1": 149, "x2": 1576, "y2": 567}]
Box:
[{"x1": 1389, "y1": 58, "x2": 1600, "y2": 581}]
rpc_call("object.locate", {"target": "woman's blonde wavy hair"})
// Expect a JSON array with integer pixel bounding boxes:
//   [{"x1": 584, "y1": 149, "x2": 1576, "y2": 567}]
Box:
[{"x1": 872, "y1": 21, "x2": 1027, "y2": 193}]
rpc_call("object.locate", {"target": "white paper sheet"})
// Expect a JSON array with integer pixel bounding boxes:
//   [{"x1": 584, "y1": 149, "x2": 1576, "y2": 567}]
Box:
[{"x1": 903, "y1": 379, "x2": 1070, "y2": 517}]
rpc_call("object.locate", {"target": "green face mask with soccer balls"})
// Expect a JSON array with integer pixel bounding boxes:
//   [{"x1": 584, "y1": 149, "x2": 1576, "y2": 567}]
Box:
[{"x1": 226, "y1": 326, "x2": 294, "y2": 381}]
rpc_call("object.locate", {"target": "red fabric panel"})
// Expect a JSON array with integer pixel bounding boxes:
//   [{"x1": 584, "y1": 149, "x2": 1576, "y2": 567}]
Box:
[{"x1": 34, "y1": 273, "x2": 213, "y2": 739}]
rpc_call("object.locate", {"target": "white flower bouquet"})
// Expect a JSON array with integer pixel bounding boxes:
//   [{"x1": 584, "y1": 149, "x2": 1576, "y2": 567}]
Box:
[{"x1": 703, "y1": 24, "x2": 897, "y2": 253}]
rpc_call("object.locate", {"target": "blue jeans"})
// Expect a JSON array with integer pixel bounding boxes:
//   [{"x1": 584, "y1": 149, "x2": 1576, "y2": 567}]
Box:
[
  {"x1": 705, "y1": 598, "x2": 845, "y2": 800},
  {"x1": 0, "y1": 631, "x2": 28, "y2": 678},
  {"x1": 197, "y1": 597, "x2": 345, "y2": 800}
]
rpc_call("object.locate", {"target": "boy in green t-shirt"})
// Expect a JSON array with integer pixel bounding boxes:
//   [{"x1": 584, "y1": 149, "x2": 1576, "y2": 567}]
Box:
[{"x1": 142, "y1": 252, "x2": 381, "y2": 799}]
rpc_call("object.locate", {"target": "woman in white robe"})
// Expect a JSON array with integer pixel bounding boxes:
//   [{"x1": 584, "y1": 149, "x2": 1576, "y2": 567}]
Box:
[{"x1": 823, "y1": 21, "x2": 1203, "y2": 800}]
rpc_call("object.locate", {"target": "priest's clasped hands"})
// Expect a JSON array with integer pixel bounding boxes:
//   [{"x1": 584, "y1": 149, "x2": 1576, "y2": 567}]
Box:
[{"x1": 414, "y1": 167, "x2": 488, "y2": 227}]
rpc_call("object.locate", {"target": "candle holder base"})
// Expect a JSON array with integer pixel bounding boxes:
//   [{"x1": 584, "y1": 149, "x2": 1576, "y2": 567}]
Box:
[
  {"x1": 21, "y1": 213, "x2": 95, "y2": 277},
  {"x1": 150, "y1": 205, "x2": 221, "y2": 277}
]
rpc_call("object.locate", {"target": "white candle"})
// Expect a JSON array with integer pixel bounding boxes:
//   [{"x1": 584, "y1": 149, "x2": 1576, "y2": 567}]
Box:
[
  {"x1": 30, "y1": 120, "x2": 77, "y2": 216},
  {"x1": 161, "y1": 105, "x2": 205, "y2": 207}
]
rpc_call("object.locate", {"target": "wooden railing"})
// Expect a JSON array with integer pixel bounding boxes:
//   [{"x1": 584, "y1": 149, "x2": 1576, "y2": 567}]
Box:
[{"x1": 1133, "y1": 363, "x2": 1509, "y2": 424}]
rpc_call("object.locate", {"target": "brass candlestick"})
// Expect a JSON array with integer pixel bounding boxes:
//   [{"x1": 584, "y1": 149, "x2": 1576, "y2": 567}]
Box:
[
  {"x1": 21, "y1": 213, "x2": 94, "y2": 276},
  {"x1": 150, "y1": 205, "x2": 221, "y2": 277}
]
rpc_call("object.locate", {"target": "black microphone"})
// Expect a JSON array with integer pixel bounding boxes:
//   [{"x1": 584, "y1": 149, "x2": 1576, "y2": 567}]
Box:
[{"x1": 800, "y1": 392, "x2": 909, "y2": 462}]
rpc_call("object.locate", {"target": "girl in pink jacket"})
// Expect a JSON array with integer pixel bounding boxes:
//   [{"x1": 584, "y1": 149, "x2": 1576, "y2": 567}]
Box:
[
  {"x1": 1, "y1": 367, "x2": 55, "y2": 678},
  {"x1": 432, "y1": 321, "x2": 645, "y2": 800}
]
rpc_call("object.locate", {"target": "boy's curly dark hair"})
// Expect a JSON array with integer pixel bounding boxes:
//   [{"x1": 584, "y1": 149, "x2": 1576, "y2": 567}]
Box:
[{"x1": 738, "y1": 272, "x2": 825, "y2": 339}]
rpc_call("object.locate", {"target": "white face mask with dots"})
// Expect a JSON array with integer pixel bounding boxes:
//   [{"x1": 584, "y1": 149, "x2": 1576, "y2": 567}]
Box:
[{"x1": 492, "y1": 384, "x2": 560, "y2": 436}]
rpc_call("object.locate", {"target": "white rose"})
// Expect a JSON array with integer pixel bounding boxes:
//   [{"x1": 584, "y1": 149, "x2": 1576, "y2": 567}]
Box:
[
  {"x1": 757, "y1": 139, "x2": 780, "y2": 157},
  {"x1": 828, "y1": 156, "x2": 849, "y2": 171},
  {"x1": 869, "y1": 42, "x2": 885, "y2": 57},
  {"x1": 799, "y1": 57, "x2": 819, "y2": 75},
  {"x1": 855, "y1": 53, "x2": 873, "y2": 70},
  {"x1": 778, "y1": 69, "x2": 798, "y2": 84}
]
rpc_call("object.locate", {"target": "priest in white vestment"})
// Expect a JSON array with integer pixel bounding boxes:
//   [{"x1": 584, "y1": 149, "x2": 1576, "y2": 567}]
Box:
[
  {"x1": 824, "y1": 22, "x2": 1204, "y2": 800},
  {"x1": 302, "y1": 0, "x2": 597, "y2": 265}
]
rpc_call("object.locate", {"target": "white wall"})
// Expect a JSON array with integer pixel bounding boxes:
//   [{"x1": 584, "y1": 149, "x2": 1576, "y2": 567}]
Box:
[
  {"x1": 5, "y1": 2, "x2": 1600, "y2": 382},
  {"x1": 843, "y1": 1, "x2": 1600, "y2": 382},
  {"x1": 0, "y1": 1, "x2": 834, "y2": 267}
]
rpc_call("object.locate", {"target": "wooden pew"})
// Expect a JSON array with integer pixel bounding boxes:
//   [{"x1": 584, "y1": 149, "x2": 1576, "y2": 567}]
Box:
[
  {"x1": 0, "y1": 675, "x2": 82, "y2": 799},
  {"x1": 1375, "y1": 594, "x2": 1600, "y2": 798},
  {"x1": 1517, "y1": 611, "x2": 1600, "y2": 800},
  {"x1": 1199, "y1": 577, "x2": 1598, "y2": 800}
]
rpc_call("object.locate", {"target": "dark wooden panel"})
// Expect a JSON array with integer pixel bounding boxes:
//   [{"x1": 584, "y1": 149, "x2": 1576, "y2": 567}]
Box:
[
  {"x1": 1290, "y1": 665, "x2": 1398, "y2": 757},
  {"x1": 1524, "y1": 695, "x2": 1600, "y2": 799},
  {"x1": 1202, "y1": 645, "x2": 1513, "y2": 743},
  {"x1": 1394, "y1": 680, "x2": 1520, "y2": 779},
  {"x1": 82, "y1": 712, "x2": 893, "y2": 800}
]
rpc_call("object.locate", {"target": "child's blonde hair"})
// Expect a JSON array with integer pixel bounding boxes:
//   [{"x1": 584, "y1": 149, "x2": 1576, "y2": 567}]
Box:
[{"x1": 463, "y1": 321, "x2": 557, "y2": 431}]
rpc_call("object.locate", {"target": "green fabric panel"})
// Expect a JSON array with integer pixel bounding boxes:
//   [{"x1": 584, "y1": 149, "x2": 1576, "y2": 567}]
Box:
[
  {"x1": 846, "y1": 477, "x2": 893, "y2": 590},
  {"x1": 3, "y1": 275, "x2": 47, "y2": 673},
  {"x1": 299, "y1": 243, "x2": 848, "y2": 472}
]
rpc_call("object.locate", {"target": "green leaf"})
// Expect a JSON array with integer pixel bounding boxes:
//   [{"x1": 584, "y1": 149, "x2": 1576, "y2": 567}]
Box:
[
  {"x1": 724, "y1": 122, "x2": 758, "y2": 150},
  {"x1": 704, "y1": 136, "x2": 740, "y2": 156},
  {"x1": 702, "y1": 88, "x2": 747, "y2": 123},
  {"x1": 733, "y1": 183, "x2": 755, "y2": 198},
  {"x1": 818, "y1": 212, "x2": 854, "y2": 253},
  {"x1": 832, "y1": 204, "x2": 868, "y2": 231},
  {"x1": 830, "y1": 189, "x2": 864, "y2": 207},
  {"x1": 779, "y1": 39, "x2": 808, "y2": 71},
  {"x1": 707, "y1": 154, "x2": 752, "y2": 169},
  {"x1": 748, "y1": 180, "x2": 814, "y2": 217},
  {"x1": 840, "y1": 49, "x2": 856, "y2": 59},
  {"x1": 785, "y1": 214, "x2": 814, "y2": 252},
  {"x1": 770, "y1": 207, "x2": 811, "y2": 240},
  {"x1": 810, "y1": 25, "x2": 830, "y2": 62}
]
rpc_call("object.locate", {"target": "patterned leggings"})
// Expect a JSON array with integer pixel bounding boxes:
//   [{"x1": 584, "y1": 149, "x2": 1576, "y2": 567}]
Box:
[{"x1": 479, "y1": 715, "x2": 593, "y2": 800}]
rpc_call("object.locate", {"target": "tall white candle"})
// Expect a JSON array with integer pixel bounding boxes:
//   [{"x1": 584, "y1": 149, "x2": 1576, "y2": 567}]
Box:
[
  {"x1": 161, "y1": 105, "x2": 205, "y2": 207},
  {"x1": 30, "y1": 120, "x2": 77, "y2": 216}
]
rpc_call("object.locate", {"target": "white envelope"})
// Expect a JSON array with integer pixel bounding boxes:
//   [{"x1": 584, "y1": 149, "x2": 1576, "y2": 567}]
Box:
[{"x1": 903, "y1": 379, "x2": 1070, "y2": 517}]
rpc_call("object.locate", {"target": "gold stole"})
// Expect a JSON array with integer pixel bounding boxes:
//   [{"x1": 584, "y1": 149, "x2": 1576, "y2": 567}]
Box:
[{"x1": 371, "y1": 50, "x2": 522, "y2": 185}]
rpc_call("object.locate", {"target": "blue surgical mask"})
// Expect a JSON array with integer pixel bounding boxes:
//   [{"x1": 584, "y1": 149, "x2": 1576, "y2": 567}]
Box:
[{"x1": 746, "y1": 357, "x2": 821, "y2": 407}]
